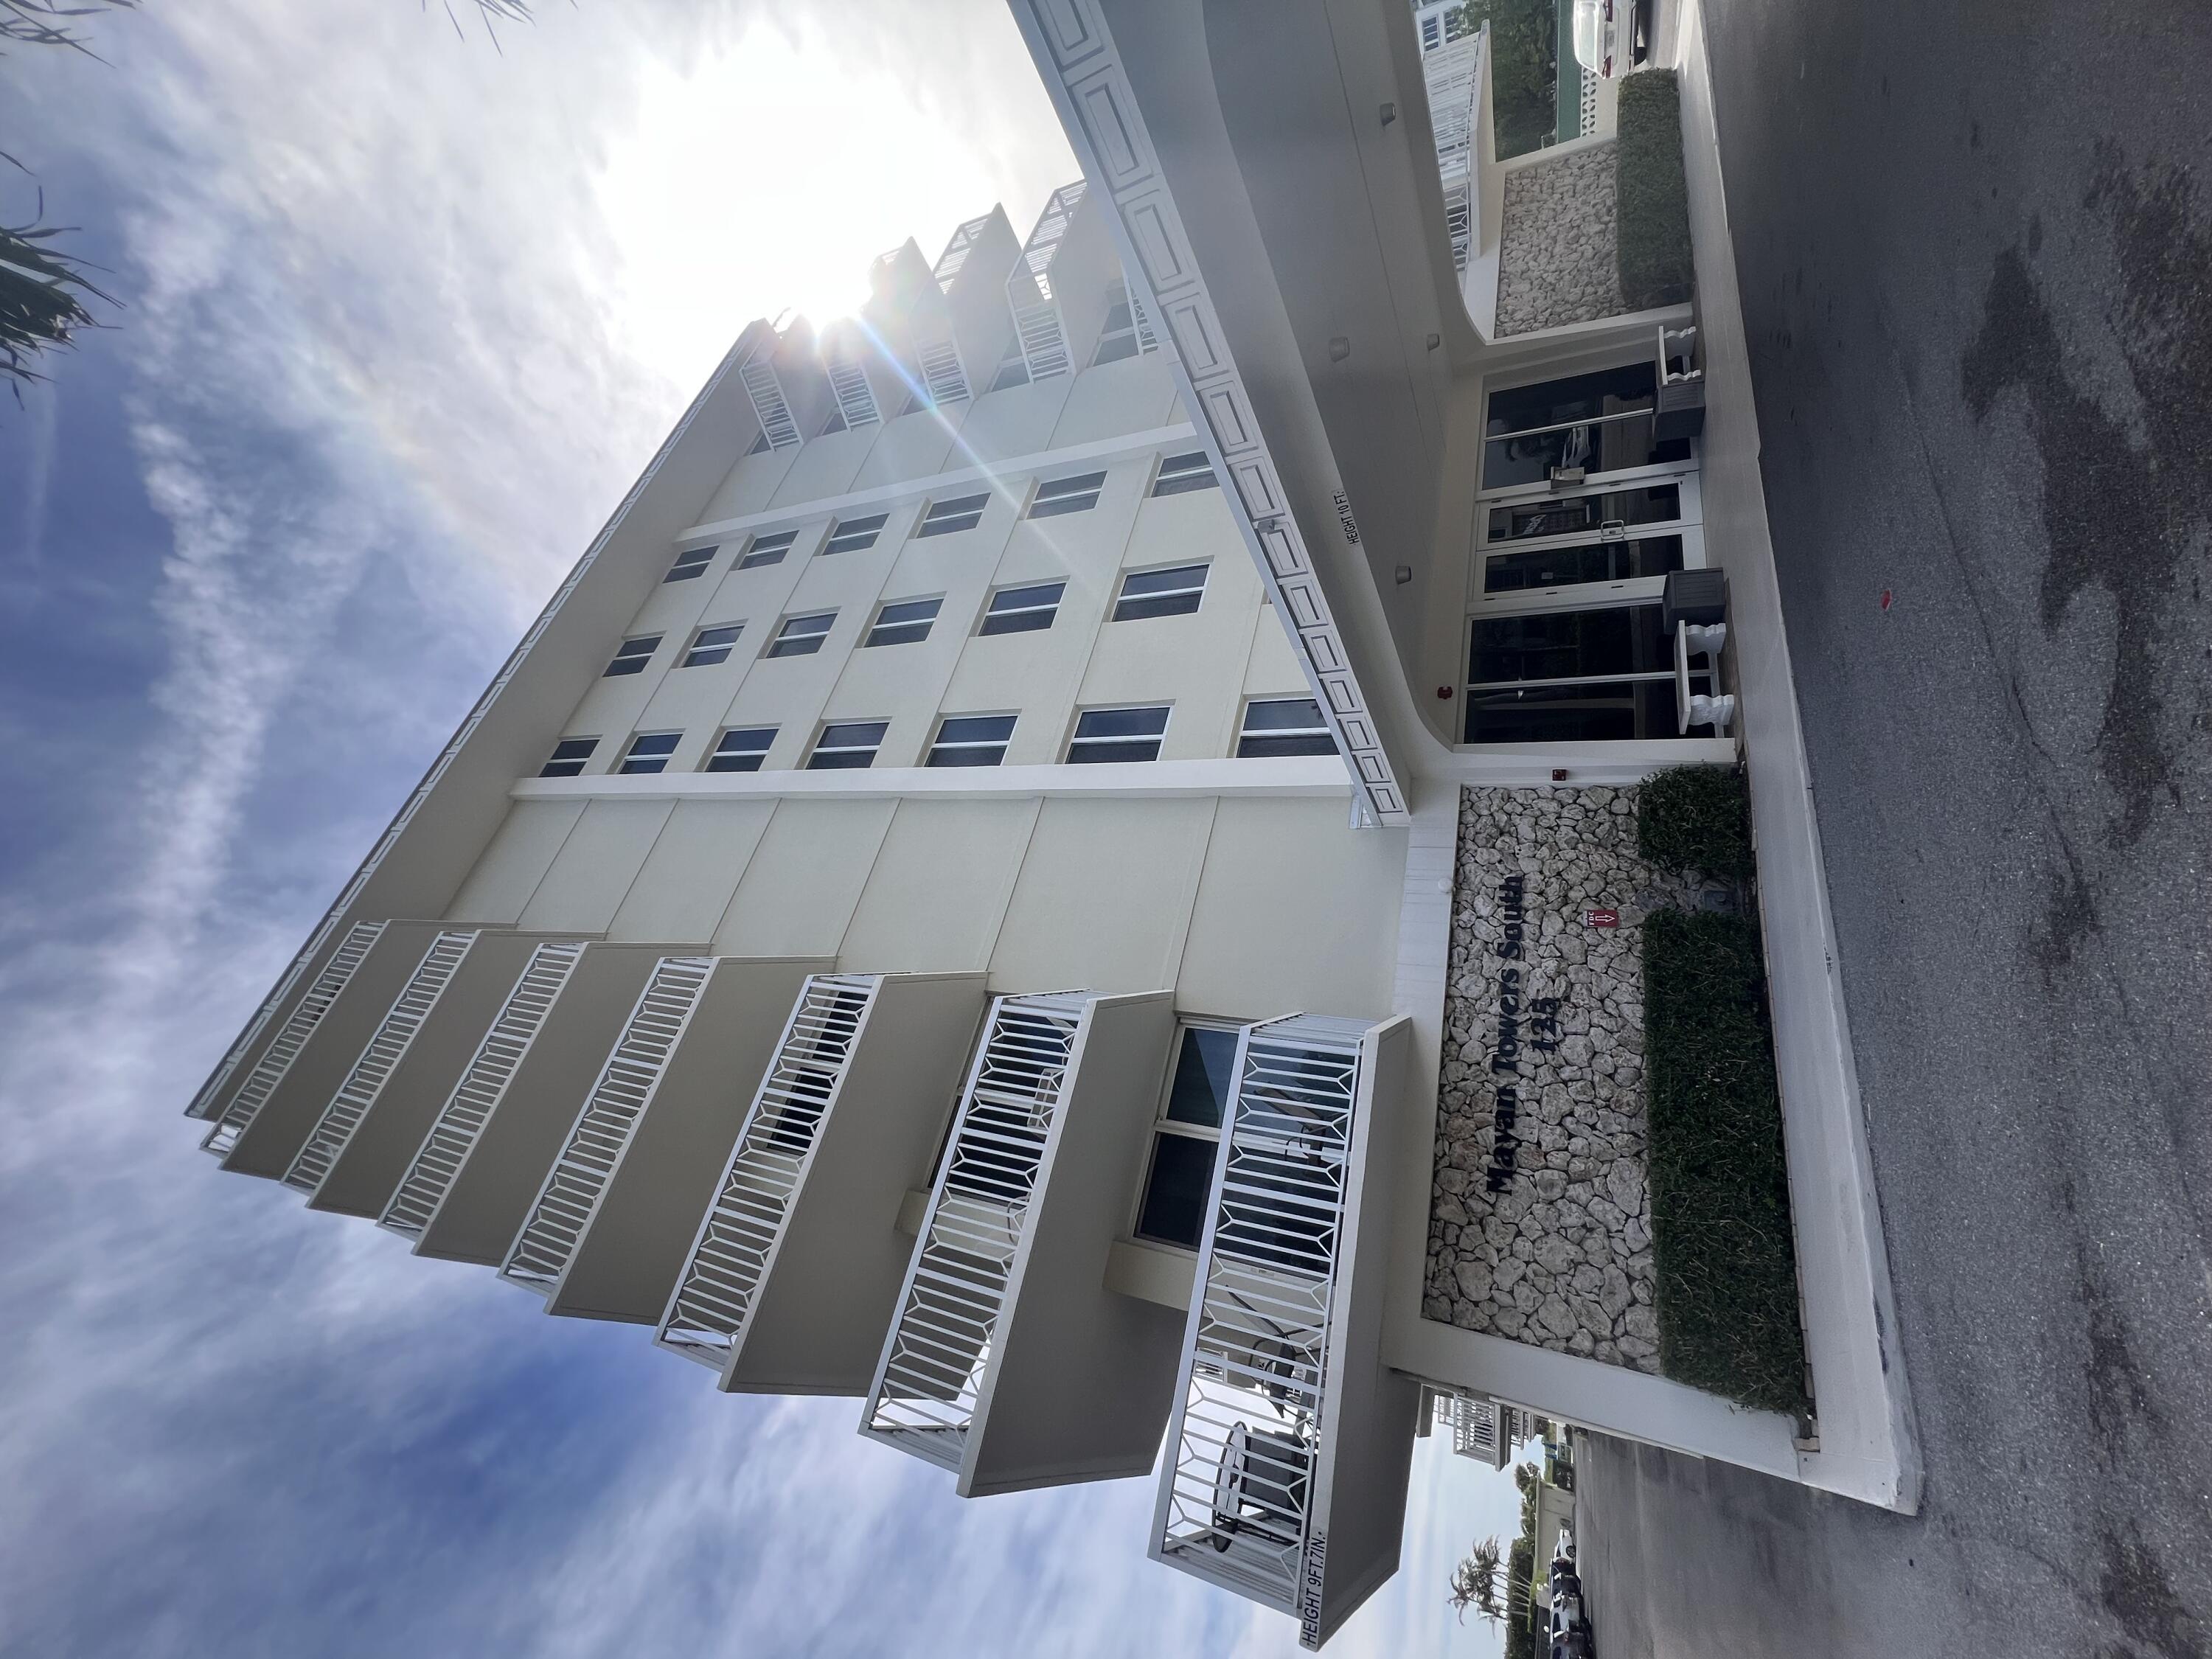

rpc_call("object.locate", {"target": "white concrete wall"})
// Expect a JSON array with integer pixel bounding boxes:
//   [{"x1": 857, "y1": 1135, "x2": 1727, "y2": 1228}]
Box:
[{"x1": 447, "y1": 790, "x2": 1408, "y2": 1024}]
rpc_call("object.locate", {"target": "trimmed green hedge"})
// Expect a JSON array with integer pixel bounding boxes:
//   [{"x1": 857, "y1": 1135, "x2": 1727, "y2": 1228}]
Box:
[
  {"x1": 1643, "y1": 908, "x2": 1808, "y2": 1416},
  {"x1": 1638, "y1": 762, "x2": 1755, "y2": 883},
  {"x1": 1616, "y1": 69, "x2": 1694, "y2": 308}
]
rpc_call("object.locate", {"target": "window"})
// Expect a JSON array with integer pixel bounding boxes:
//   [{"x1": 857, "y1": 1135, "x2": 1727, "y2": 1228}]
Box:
[
  {"x1": 539, "y1": 737, "x2": 597, "y2": 778},
  {"x1": 1481, "y1": 535, "x2": 1686, "y2": 594},
  {"x1": 1237, "y1": 698, "x2": 1338, "y2": 758},
  {"x1": 1463, "y1": 603, "x2": 1713, "y2": 742},
  {"x1": 807, "y1": 720, "x2": 888, "y2": 770},
  {"x1": 863, "y1": 597, "x2": 942, "y2": 648},
  {"x1": 1134, "y1": 1025, "x2": 1242, "y2": 1249},
  {"x1": 619, "y1": 732, "x2": 681, "y2": 775},
  {"x1": 990, "y1": 347, "x2": 1031, "y2": 392},
  {"x1": 767, "y1": 612, "x2": 836, "y2": 658},
  {"x1": 1150, "y1": 451, "x2": 1218, "y2": 497},
  {"x1": 1067, "y1": 705, "x2": 1169, "y2": 764},
  {"x1": 1028, "y1": 470, "x2": 1106, "y2": 518},
  {"x1": 823, "y1": 513, "x2": 888, "y2": 555},
  {"x1": 1481, "y1": 362, "x2": 1673, "y2": 491},
  {"x1": 603, "y1": 634, "x2": 660, "y2": 676},
  {"x1": 706, "y1": 726, "x2": 775, "y2": 773},
  {"x1": 916, "y1": 493, "x2": 990, "y2": 538},
  {"x1": 978, "y1": 580, "x2": 1065, "y2": 636},
  {"x1": 738, "y1": 530, "x2": 799, "y2": 569},
  {"x1": 665, "y1": 544, "x2": 716, "y2": 582},
  {"x1": 681, "y1": 624, "x2": 742, "y2": 667},
  {"x1": 927, "y1": 714, "x2": 1016, "y2": 768},
  {"x1": 1112, "y1": 563, "x2": 1208, "y2": 622}
]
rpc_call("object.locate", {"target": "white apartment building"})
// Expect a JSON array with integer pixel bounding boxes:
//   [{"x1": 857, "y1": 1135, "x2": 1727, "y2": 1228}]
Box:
[{"x1": 184, "y1": 1, "x2": 1911, "y2": 1649}]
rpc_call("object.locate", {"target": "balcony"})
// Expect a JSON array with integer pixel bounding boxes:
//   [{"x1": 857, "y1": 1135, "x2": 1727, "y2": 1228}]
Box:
[
  {"x1": 1418, "y1": 22, "x2": 1502, "y2": 331},
  {"x1": 863, "y1": 989, "x2": 1184, "y2": 1497},
  {"x1": 380, "y1": 939, "x2": 587, "y2": 1242},
  {"x1": 283, "y1": 929, "x2": 479, "y2": 1196},
  {"x1": 499, "y1": 953, "x2": 828, "y2": 1323},
  {"x1": 392, "y1": 942, "x2": 700, "y2": 1267},
  {"x1": 200, "y1": 919, "x2": 386, "y2": 1160},
  {"x1": 1005, "y1": 181, "x2": 1088, "y2": 381},
  {"x1": 656, "y1": 971, "x2": 987, "y2": 1393},
  {"x1": 1151, "y1": 1015, "x2": 1420, "y2": 1649}
]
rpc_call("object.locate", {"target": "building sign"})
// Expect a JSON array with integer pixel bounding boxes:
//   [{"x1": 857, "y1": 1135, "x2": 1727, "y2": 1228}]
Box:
[
  {"x1": 1298, "y1": 1530, "x2": 1329, "y2": 1648},
  {"x1": 1484, "y1": 874, "x2": 1565, "y2": 1194}
]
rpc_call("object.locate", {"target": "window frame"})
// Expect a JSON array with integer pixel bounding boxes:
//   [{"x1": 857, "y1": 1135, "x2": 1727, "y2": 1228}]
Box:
[
  {"x1": 915, "y1": 492, "x2": 990, "y2": 538},
  {"x1": 618, "y1": 731, "x2": 683, "y2": 775},
  {"x1": 863, "y1": 596, "x2": 944, "y2": 649},
  {"x1": 680, "y1": 623, "x2": 744, "y2": 668},
  {"x1": 602, "y1": 634, "x2": 661, "y2": 677},
  {"x1": 1129, "y1": 1018, "x2": 1247, "y2": 1253},
  {"x1": 925, "y1": 712, "x2": 1017, "y2": 768},
  {"x1": 765, "y1": 611, "x2": 837, "y2": 658},
  {"x1": 539, "y1": 737, "x2": 599, "y2": 778},
  {"x1": 737, "y1": 529, "x2": 800, "y2": 569},
  {"x1": 704, "y1": 726, "x2": 776, "y2": 773},
  {"x1": 804, "y1": 719, "x2": 890, "y2": 771},
  {"x1": 978, "y1": 580, "x2": 1065, "y2": 636},
  {"x1": 822, "y1": 512, "x2": 888, "y2": 556},
  {"x1": 1236, "y1": 698, "x2": 1339, "y2": 759},
  {"x1": 1150, "y1": 451, "x2": 1219, "y2": 497},
  {"x1": 1027, "y1": 470, "x2": 1107, "y2": 519},
  {"x1": 1065, "y1": 703, "x2": 1171, "y2": 765},
  {"x1": 664, "y1": 544, "x2": 717, "y2": 582},
  {"x1": 1111, "y1": 563, "x2": 1209, "y2": 622}
]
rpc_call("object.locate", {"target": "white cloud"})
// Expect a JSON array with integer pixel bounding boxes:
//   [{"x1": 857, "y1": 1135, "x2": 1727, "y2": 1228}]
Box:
[{"x1": 0, "y1": 4, "x2": 1517, "y2": 1655}]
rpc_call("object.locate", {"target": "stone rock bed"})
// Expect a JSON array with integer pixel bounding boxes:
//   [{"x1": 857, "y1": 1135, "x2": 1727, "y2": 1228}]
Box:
[
  {"x1": 1425, "y1": 785, "x2": 1700, "y2": 1371},
  {"x1": 1495, "y1": 142, "x2": 1624, "y2": 336}
]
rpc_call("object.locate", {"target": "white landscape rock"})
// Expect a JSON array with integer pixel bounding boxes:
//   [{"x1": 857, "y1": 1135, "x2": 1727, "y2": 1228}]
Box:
[
  {"x1": 1495, "y1": 142, "x2": 1626, "y2": 336},
  {"x1": 1425, "y1": 785, "x2": 1701, "y2": 1377}
]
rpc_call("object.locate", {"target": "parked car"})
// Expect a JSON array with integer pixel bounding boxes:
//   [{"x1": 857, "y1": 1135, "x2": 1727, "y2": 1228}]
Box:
[
  {"x1": 1551, "y1": 1579, "x2": 1587, "y2": 1627},
  {"x1": 1570, "y1": 0, "x2": 1630, "y2": 80}
]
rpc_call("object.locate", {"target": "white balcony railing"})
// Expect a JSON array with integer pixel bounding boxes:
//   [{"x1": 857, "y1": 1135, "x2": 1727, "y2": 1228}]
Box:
[
  {"x1": 1152, "y1": 1015, "x2": 1368, "y2": 1647},
  {"x1": 933, "y1": 210, "x2": 995, "y2": 292},
  {"x1": 739, "y1": 345, "x2": 803, "y2": 452},
  {"x1": 501, "y1": 956, "x2": 714, "y2": 1296},
  {"x1": 863, "y1": 992, "x2": 1090, "y2": 1470},
  {"x1": 1424, "y1": 27, "x2": 1488, "y2": 274},
  {"x1": 282, "y1": 929, "x2": 478, "y2": 1194},
  {"x1": 1006, "y1": 181, "x2": 1086, "y2": 382},
  {"x1": 201, "y1": 921, "x2": 386, "y2": 1159},
  {"x1": 657, "y1": 973, "x2": 876, "y2": 1370},
  {"x1": 380, "y1": 939, "x2": 585, "y2": 1242},
  {"x1": 822, "y1": 330, "x2": 883, "y2": 430}
]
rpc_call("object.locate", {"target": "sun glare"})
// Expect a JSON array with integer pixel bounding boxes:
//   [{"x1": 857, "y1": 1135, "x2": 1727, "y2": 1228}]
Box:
[{"x1": 594, "y1": 21, "x2": 1042, "y2": 391}]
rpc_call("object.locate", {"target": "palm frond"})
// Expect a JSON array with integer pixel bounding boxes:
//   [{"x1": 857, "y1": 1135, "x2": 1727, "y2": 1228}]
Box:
[{"x1": 1, "y1": 196, "x2": 114, "y2": 393}]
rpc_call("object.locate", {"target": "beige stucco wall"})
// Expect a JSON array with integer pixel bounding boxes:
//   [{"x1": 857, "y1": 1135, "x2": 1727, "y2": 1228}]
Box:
[{"x1": 445, "y1": 790, "x2": 1407, "y2": 1023}]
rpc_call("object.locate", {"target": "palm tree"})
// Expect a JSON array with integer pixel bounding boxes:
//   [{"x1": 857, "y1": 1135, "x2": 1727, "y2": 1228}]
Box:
[{"x1": 1447, "y1": 1534, "x2": 1506, "y2": 1626}]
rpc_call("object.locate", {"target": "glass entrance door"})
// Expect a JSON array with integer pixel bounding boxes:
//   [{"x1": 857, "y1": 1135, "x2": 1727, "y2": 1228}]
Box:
[{"x1": 1462, "y1": 602, "x2": 1716, "y2": 743}]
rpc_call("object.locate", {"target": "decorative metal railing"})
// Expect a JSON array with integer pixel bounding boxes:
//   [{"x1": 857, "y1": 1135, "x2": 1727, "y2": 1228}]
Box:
[
  {"x1": 201, "y1": 921, "x2": 386, "y2": 1158},
  {"x1": 863, "y1": 992, "x2": 1089, "y2": 1470},
  {"x1": 500, "y1": 956, "x2": 714, "y2": 1295},
  {"x1": 1451, "y1": 1394, "x2": 1503, "y2": 1461},
  {"x1": 740, "y1": 352, "x2": 802, "y2": 451},
  {"x1": 915, "y1": 336, "x2": 971, "y2": 406},
  {"x1": 283, "y1": 930, "x2": 477, "y2": 1193},
  {"x1": 1007, "y1": 181, "x2": 1086, "y2": 382},
  {"x1": 933, "y1": 211, "x2": 995, "y2": 291},
  {"x1": 380, "y1": 939, "x2": 585, "y2": 1241},
  {"x1": 1422, "y1": 26, "x2": 1487, "y2": 274},
  {"x1": 1152, "y1": 1016, "x2": 1368, "y2": 1646},
  {"x1": 823, "y1": 334, "x2": 883, "y2": 429},
  {"x1": 656, "y1": 974, "x2": 877, "y2": 1370}
]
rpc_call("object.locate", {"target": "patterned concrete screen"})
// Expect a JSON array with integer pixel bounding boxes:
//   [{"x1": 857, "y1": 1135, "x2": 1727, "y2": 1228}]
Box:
[{"x1": 1426, "y1": 785, "x2": 1702, "y2": 1372}]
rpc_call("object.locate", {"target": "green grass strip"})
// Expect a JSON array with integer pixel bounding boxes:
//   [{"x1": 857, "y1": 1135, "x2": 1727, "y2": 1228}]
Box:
[
  {"x1": 1642, "y1": 908, "x2": 1808, "y2": 1415},
  {"x1": 1637, "y1": 762, "x2": 1756, "y2": 882},
  {"x1": 1616, "y1": 68, "x2": 1694, "y2": 309}
]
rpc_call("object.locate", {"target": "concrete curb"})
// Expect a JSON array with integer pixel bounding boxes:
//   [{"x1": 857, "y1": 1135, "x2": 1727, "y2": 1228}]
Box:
[{"x1": 1671, "y1": 0, "x2": 1924, "y2": 1512}]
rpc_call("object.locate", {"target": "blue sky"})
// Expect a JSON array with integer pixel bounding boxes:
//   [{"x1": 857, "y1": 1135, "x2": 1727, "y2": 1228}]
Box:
[{"x1": 0, "y1": 4, "x2": 1523, "y2": 1654}]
